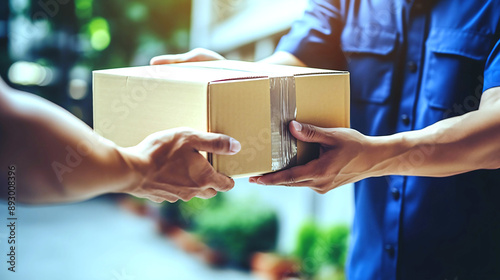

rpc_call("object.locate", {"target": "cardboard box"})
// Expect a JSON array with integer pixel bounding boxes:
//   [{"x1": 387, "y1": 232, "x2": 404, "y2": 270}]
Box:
[{"x1": 93, "y1": 60, "x2": 349, "y2": 177}]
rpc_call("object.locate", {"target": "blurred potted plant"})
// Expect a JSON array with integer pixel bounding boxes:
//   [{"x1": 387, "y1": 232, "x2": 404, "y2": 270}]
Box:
[
  {"x1": 115, "y1": 194, "x2": 150, "y2": 216},
  {"x1": 294, "y1": 221, "x2": 349, "y2": 280},
  {"x1": 158, "y1": 195, "x2": 279, "y2": 268},
  {"x1": 192, "y1": 197, "x2": 279, "y2": 268},
  {"x1": 159, "y1": 194, "x2": 225, "y2": 229}
]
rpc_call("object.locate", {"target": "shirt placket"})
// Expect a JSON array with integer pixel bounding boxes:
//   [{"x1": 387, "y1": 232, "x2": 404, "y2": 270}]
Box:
[{"x1": 382, "y1": 0, "x2": 428, "y2": 279}]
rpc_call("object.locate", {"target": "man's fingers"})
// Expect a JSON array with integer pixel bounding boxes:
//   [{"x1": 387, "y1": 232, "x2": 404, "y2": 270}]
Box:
[
  {"x1": 150, "y1": 48, "x2": 225, "y2": 65},
  {"x1": 191, "y1": 132, "x2": 241, "y2": 155},
  {"x1": 196, "y1": 188, "x2": 218, "y2": 199},
  {"x1": 289, "y1": 121, "x2": 331, "y2": 145},
  {"x1": 150, "y1": 54, "x2": 186, "y2": 65},
  {"x1": 210, "y1": 173, "x2": 235, "y2": 192},
  {"x1": 275, "y1": 180, "x2": 314, "y2": 187},
  {"x1": 253, "y1": 164, "x2": 317, "y2": 186},
  {"x1": 143, "y1": 193, "x2": 179, "y2": 203}
]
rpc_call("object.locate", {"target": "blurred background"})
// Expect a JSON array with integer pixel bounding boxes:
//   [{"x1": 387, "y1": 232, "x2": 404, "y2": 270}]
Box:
[{"x1": 0, "y1": 0, "x2": 354, "y2": 279}]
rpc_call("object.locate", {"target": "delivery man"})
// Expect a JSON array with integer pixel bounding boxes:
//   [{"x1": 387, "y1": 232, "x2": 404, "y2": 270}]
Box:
[{"x1": 152, "y1": 0, "x2": 500, "y2": 278}]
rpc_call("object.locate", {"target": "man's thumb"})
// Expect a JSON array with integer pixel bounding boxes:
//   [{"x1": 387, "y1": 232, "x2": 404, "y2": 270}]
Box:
[
  {"x1": 290, "y1": 121, "x2": 329, "y2": 144},
  {"x1": 193, "y1": 132, "x2": 241, "y2": 155}
]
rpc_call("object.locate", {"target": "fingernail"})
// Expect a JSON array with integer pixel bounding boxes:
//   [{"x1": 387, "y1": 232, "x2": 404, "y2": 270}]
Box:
[
  {"x1": 230, "y1": 138, "x2": 241, "y2": 154},
  {"x1": 291, "y1": 121, "x2": 302, "y2": 132},
  {"x1": 257, "y1": 178, "x2": 266, "y2": 185},
  {"x1": 249, "y1": 177, "x2": 256, "y2": 183}
]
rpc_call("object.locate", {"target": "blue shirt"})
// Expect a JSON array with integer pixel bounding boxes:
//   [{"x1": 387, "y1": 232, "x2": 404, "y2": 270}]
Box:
[{"x1": 277, "y1": 0, "x2": 500, "y2": 279}]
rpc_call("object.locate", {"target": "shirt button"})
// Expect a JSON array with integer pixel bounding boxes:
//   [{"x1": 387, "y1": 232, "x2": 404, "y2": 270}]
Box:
[
  {"x1": 385, "y1": 244, "x2": 395, "y2": 257},
  {"x1": 401, "y1": 114, "x2": 410, "y2": 126},
  {"x1": 391, "y1": 188, "x2": 400, "y2": 200},
  {"x1": 408, "y1": 61, "x2": 418, "y2": 72}
]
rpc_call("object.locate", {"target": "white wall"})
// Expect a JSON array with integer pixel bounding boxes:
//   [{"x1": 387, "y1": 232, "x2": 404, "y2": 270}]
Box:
[{"x1": 190, "y1": 0, "x2": 308, "y2": 60}]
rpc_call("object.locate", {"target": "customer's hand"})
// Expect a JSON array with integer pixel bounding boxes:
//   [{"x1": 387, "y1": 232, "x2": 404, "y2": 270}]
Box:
[
  {"x1": 150, "y1": 48, "x2": 225, "y2": 65},
  {"x1": 121, "y1": 128, "x2": 241, "y2": 203},
  {"x1": 249, "y1": 121, "x2": 375, "y2": 194},
  {"x1": 1, "y1": 76, "x2": 242, "y2": 204}
]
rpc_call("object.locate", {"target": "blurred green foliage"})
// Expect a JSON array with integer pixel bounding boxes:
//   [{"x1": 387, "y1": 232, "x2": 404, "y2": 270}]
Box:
[
  {"x1": 161, "y1": 194, "x2": 279, "y2": 268},
  {"x1": 193, "y1": 197, "x2": 278, "y2": 268},
  {"x1": 160, "y1": 195, "x2": 226, "y2": 229},
  {"x1": 294, "y1": 221, "x2": 349, "y2": 279},
  {"x1": 6, "y1": 0, "x2": 191, "y2": 123},
  {"x1": 77, "y1": 0, "x2": 191, "y2": 69}
]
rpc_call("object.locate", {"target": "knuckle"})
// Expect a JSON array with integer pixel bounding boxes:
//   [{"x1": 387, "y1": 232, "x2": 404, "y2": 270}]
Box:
[
  {"x1": 204, "y1": 188, "x2": 218, "y2": 198},
  {"x1": 149, "y1": 196, "x2": 165, "y2": 203},
  {"x1": 304, "y1": 125, "x2": 317, "y2": 139},
  {"x1": 197, "y1": 167, "x2": 216, "y2": 187},
  {"x1": 316, "y1": 183, "x2": 334, "y2": 194},
  {"x1": 217, "y1": 181, "x2": 234, "y2": 192},
  {"x1": 177, "y1": 130, "x2": 195, "y2": 145},
  {"x1": 211, "y1": 135, "x2": 227, "y2": 152},
  {"x1": 314, "y1": 188, "x2": 328, "y2": 195},
  {"x1": 285, "y1": 173, "x2": 297, "y2": 185},
  {"x1": 179, "y1": 192, "x2": 196, "y2": 202},
  {"x1": 314, "y1": 165, "x2": 329, "y2": 177},
  {"x1": 192, "y1": 47, "x2": 204, "y2": 54},
  {"x1": 166, "y1": 197, "x2": 179, "y2": 203}
]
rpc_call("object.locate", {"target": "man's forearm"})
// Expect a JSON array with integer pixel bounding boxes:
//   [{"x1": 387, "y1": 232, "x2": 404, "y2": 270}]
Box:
[
  {"x1": 371, "y1": 88, "x2": 500, "y2": 178},
  {"x1": 0, "y1": 84, "x2": 139, "y2": 204}
]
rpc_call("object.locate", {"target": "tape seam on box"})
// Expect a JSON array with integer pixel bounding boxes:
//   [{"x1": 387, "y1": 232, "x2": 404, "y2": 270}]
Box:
[{"x1": 270, "y1": 76, "x2": 298, "y2": 171}]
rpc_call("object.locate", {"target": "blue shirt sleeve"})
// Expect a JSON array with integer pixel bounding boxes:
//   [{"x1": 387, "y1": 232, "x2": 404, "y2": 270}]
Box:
[
  {"x1": 484, "y1": 38, "x2": 500, "y2": 92},
  {"x1": 275, "y1": 0, "x2": 346, "y2": 70}
]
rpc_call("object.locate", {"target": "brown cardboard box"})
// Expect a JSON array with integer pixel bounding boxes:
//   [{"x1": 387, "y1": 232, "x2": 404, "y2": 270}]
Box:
[{"x1": 93, "y1": 60, "x2": 349, "y2": 177}]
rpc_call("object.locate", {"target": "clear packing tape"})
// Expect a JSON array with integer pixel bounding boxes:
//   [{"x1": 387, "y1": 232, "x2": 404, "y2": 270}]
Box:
[{"x1": 270, "y1": 76, "x2": 298, "y2": 171}]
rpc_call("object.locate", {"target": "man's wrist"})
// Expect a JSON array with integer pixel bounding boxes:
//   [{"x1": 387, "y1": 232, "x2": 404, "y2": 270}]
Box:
[
  {"x1": 110, "y1": 146, "x2": 145, "y2": 195},
  {"x1": 364, "y1": 133, "x2": 413, "y2": 178}
]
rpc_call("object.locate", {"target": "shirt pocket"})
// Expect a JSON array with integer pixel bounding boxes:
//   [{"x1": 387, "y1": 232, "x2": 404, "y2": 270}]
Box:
[
  {"x1": 341, "y1": 27, "x2": 399, "y2": 104},
  {"x1": 423, "y1": 29, "x2": 492, "y2": 111}
]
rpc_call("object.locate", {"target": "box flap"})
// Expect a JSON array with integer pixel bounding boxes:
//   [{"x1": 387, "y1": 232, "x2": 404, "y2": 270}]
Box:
[
  {"x1": 93, "y1": 64, "x2": 268, "y2": 84},
  {"x1": 208, "y1": 78, "x2": 272, "y2": 177},
  {"x1": 181, "y1": 60, "x2": 348, "y2": 77}
]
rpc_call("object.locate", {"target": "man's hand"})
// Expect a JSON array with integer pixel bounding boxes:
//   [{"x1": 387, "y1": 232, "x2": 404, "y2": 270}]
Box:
[
  {"x1": 121, "y1": 128, "x2": 241, "y2": 203},
  {"x1": 150, "y1": 48, "x2": 225, "y2": 65},
  {"x1": 249, "y1": 86, "x2": 500, "y2": 194},
  {"x1": 249, "y1": 121, "x2": 375, "y2": 194}
]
